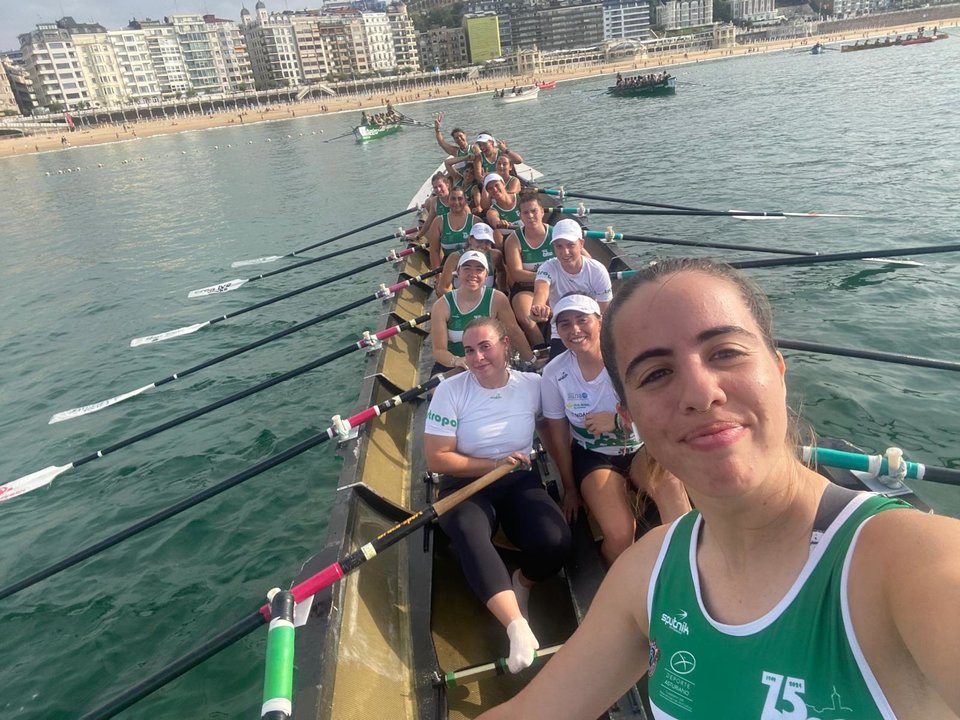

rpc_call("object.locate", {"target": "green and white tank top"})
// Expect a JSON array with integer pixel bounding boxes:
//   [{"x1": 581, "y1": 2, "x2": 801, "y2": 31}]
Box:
[
  {"x1": 647, "y1": 493, "x2": 912, "y2": 720},
  {"x1": 434, "y1": 196, "x2": 451, "y2": 217},
  {"x1": 492, "y1": 193, "x2": 520, "y2": 225},
  {"x1": 515, "y1": 225, "x2": 554, "y2": 271},
  {"x1": 444, "y1": 287, "x2": 495, "y2": 356},
  {"x1": 440, "y1": 213, "x2": 473, "y2": 258},
  {"x1": 480, "y1": 150, "x2": 501, "y2": 175}
]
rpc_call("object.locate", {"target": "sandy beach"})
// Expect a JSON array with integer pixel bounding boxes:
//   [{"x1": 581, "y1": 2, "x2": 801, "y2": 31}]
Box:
[{"x1": 2, "y1": 20, "x2": 956, "y2": 160}]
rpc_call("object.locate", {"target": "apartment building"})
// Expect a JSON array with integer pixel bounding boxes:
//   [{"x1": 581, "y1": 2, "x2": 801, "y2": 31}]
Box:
[{"x1": 18, "y1": 24, "x2": 93, "y2": 110}]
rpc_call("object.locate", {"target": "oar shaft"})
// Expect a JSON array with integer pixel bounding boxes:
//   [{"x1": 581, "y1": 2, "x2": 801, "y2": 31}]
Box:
[
  {"x1": 732, "y1": 243, "x2": 960, "y2": 269},
  {"x1": 584, "y1": 229, "x2": 810, "y2": 257},
  {"x1": 562, "y1": 206, "x2": 786, "y2": 219},
  {"x1": 0, "y1": 365, "x2": 448, "y2": 602},
  {"x1": 73, "y1": 316, "x2": 429, "y2": 469},
  {"x1": 441, "y1": 644, "x2": 563, "y2": 687},
  {"x1": 291, "y1": 208, "x2": 413, "y2": 256},
  {"x1": 253, "y1": 231, "x2": 406, "y2": 283},
  {"x1": 545, "y1": 188, "x2": 713, "y2": 213},
  {"x1": 777, "y1": 339, "x2": 960, "y2": 372},
  {"x1": 78, "y1": 612, "x2": 266, "y2": 720}
]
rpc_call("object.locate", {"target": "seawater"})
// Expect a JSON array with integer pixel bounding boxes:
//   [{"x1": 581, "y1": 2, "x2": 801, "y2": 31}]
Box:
[{"x1": 1, "y1": 37, "x2": 958, "y2": 718}]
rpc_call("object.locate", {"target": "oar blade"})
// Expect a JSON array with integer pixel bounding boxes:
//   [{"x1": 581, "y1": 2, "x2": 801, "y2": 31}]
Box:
[
  {"x1": 231, "y1": 255, "x2": 284, "y2": 268},
  {"x1": 0, "y1": 464, "x2": 74, "y2": 504},
  {"x1": 48, "y1": 383, "x2": 156, "y2": 424},
  {"x1": 130, "y1": 322, "x2": 210, "y2": 347},
  {"x1": 862, "y1": 258, "x2": 923, "y2": 267},
  {"x1": 188, "y1": 278, "x2": 248, "y2": 298}
]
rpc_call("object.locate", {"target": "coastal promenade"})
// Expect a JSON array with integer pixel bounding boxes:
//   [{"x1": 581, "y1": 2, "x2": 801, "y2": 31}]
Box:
[{"x1": 2, "y1": 17, "x2": 957, "y2": 159}]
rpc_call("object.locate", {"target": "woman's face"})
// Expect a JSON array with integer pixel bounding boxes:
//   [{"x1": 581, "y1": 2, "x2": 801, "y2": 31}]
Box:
[
  {"x1": 555, "y1": 311, "x2": 600, "y2": 354},
  {"x1": 520, "y1": 200, "x2": 543, "y2": 227},
  {"x1": 496, "y1": 155, "x2": 512, "y2": 177},
  {"x1": 457, "y1": 259, "x2": 487, "y2": 290},
  {"x1": 463, "y1": 325, "x2": 508, "y2": 378},
  {"x1": 612, "y1": 272, "x2": 788, "y2": 500}
]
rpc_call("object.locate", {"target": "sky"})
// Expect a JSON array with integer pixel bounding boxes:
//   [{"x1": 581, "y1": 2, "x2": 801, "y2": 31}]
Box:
[{"x1": 0, "y1": 0, "x2": 300, "y2": 53}]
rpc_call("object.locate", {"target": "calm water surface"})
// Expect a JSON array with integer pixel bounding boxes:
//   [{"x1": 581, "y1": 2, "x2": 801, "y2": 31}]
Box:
[{"x1": 1, "y1": 37, "x2": 958, "y2": 718}]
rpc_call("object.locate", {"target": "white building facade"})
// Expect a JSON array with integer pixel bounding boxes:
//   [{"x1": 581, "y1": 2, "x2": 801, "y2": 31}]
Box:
[{"x1": 603, "y1": 0, "x2": 651, "y2": 41}]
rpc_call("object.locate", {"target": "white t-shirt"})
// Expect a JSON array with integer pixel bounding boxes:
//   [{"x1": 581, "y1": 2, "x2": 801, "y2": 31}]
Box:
[
  {"x1": 425, "y1": 370, "x2": 541, "y2": 459},
  {"x1": 535, "y1": 256, "x2": 613, "y2": 307},
  {"x1": 541, "y1": 350, "x2": 641, "y2": 456}
]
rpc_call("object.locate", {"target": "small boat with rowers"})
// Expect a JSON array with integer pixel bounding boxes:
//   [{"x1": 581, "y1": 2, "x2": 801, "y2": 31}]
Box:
[
  {"x1": 607, "y1": 72, "x2": 676, "y2": 98},
  {"x1": 353, "y1": 107, "x2": 404, "y2": 142},
  {"x1": 493, "y1": 85, "x2": 540, "y2": 103}
]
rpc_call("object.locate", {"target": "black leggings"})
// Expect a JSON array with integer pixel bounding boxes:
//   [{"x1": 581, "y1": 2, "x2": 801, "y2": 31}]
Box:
[{"x1": 438, "y1": 469, "x2": 572, "y2": 604}]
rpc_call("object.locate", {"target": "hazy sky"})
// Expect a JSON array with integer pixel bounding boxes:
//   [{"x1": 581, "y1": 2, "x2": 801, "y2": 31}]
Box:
[{"x1": 0, "y1": 0, "x2": 301, "y2": 53}]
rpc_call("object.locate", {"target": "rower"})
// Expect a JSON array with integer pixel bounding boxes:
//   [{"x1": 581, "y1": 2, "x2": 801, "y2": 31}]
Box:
[
  {"x1": 503, "y1": 190, "x2": 555, "y2": 348},
  {"x1": 425, "y1": 317, "x2": 570, "y2": 675},
  {"x1": 530, "y1": 218, "x2": 613, "y2": 359},
  {"x1": 429, "y1": 252, "x2": 533, "y2": 373},
  {"x1": 434, "y1": 112, "x2": 471, "y2": 158},
  {"x1": 436, "y1": 222, "x2": 505, "y2": 297},
  {"x1": 478, "y1": 258, "x2": 960, "y2": 720},
  {"x1": 419, "y1": 172, "x2": 453, "y2": 237},
  {"x1": 483, "y1": 173, "x2": 521, "y2": 247},
  {"x1": 494, "y1": 155, "x2": 523, "y2": 194},
  {"x1": 472, "y1": 133, "x2": 524, "y2": 180},
  {"x1": 423, "y1": 186, "x2": 481, "y2": 271}
]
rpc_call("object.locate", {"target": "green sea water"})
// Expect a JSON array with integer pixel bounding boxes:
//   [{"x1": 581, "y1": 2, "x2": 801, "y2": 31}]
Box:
[{"x1": 1, "y1": 37, "x2": 958, "y2": 718}]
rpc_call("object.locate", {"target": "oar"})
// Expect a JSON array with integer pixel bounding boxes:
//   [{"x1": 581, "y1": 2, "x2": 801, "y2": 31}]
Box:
[
  {"x1": 2, "y1": 315, "x2": 430, "y2": 503},
  {"x1": 130, "y1": 247, "x2": 420, "y2": 348},
  {"x1": 189, "y1": 228, "x2": 415, "y2": 298},
  {"x1": 322, "y1": 129, "x2": 356, "y2": 144},
  {"x1": 559, "y1": 205, "x2": 866, "y2": 220},
  {"x1": 776, "y1": 339, "x2": 960, "y2": 373},
  {"x1": 609, "y1": 243, "x2": 959, "y2": 279},
  {"x1": 50, "y1": 268, "x2": 439, "y2": 423},
  {"x1": 543, "y1": 189, "x2": 866, "y2": 219},
  {"x1": 77, "y1": 458, "x2": 514, "y2": 720},
  {"x1": 0, "y1": 370, "x2": 458, "y2": 599},
  {"x1": 730, "y1": 243, "x2": 960, "y2": 269},
  {"x1": 437, "y1": 644, "x2": 562, "y2": 688},
  {"x1": 233, "y1": 209, "x2": 417, "y2": 267},
  {"x1": 584, "y1": 228, "x2": 808, "y2": 257},
  {"x1": 802, "y1": 446, "x2": 960, "y2": 486}
]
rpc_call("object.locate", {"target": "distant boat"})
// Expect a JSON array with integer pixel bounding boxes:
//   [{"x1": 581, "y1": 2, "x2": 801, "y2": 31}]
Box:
[
  {"x1": 811, "y1": 42, "x2": 825, "y2": 54},
  {"x1": 841, "y1": 37, "x2": 898, "y2": 52},
  {"x1": 608, "y1": 74, "x2": 676, "y2": 98},
  {"x1": 536, "y1": 80, "x2": 557, "y2": 90},
  {"x1": 493, "y1": 85, "x2": 539, "y2": 103},
  {"x1": 353, "y1": 121, "x2": 401, "y2": 142}
]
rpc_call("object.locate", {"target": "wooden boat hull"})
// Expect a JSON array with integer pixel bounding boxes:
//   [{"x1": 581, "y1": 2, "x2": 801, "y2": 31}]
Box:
[
  {"x1": 608, "y1": 77, "x2": 676, "y2": 97},
  {"x1": 353, "y1": 123, "x2": 402, "y2": 142},
  {"x1": 292, "y1": 182, "x2": 932, "y2": 719}
]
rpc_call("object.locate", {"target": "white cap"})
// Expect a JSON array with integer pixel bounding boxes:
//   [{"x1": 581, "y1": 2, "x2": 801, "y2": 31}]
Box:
[
  {"x1": 475, "y1": 133, "x2": 495, "y2": 144},
  {"x1": 551, "y1": 294, "x2": 601, "y2": 333},
  {"x1": 551, "y1": 218, "x2": 584, "y2": 243},
  {"x1": 483, "y1": 172, "x2": 504, "y2": 188},
  {"x1": 457, "y1": 250, "x2": 489, "y2": 271},
  {"x1": 469, "y1": 222, "x2": 495, "y2": 244}
]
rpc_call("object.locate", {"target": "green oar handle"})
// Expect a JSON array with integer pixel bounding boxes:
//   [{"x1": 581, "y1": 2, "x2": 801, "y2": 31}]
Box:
[
  {"x1": 807, "y1": 447, "x2": 960, "y2": 486},
  {"x1": 261, "y1": 590, "x2": 295, "y2": 720}
]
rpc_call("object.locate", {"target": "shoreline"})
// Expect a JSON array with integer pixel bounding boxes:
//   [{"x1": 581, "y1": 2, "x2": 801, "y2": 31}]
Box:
[{"x1": 2, "y1": 19, "x2": 956, "y2": 160}]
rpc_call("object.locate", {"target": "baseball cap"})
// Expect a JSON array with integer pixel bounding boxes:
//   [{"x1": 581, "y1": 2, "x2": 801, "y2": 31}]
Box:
[
  {"x1": 457, "y1": 250, "x2": 489, "y2": 271},
  {"x1": 551, "y1": 294, "x2": 601, "y2": 333},
  {"x1": 469, "y1": 223, "x2": 495, "y2": 244},
  {"x1": 551, "y1": 218, "x2": 584, "y2": 243},
  {"x1": 483, "y1": 172, "x2": 504, "y2": 188},
  {"x1": 475, "y1": 133, "x2": 495, "y2": 144}
]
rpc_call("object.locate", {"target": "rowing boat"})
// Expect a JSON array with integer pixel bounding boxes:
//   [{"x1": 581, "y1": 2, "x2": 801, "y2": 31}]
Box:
[
  {"x1": 493, "y1": 86, "x2": 540, "y2": 104},
  {"x1": 608, "y1": 76, "x2": 676, "y2": 98},
  {"x1": 289, "y1": 169, "x2": 933, "y2": 719},
  {"x1": 353, "y1": 121, "x2": 402, "y2": 142}
]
